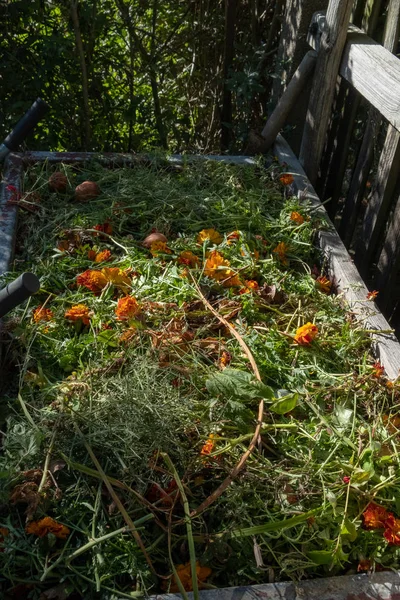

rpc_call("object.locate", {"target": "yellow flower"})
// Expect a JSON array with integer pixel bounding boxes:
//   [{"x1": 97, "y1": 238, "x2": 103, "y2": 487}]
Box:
[
  {"x1": 222, "y1": 270, "x2": 242, "y2": 287},
  {"x1": 197, "y1": 228, "x2": 223, "y2": 245},
  {"x1": 204, "y1": 251, "x2": 230, "y2": 281},
  {"x1": 101, "y1": 267, "x2": 131, "y2": 291},
  {"x1": 25, "y1": 517, "x2": 70, "y2": 539},
  {"x1": 273, "y1": 242, "x2": 289, "y2": 265},
  {"x1": 290, "y1": 211, "x2": 304, "y2": 224},
  {"x1": 150, "y1": 241, "x2": 172, "y2": 256},
  {"x1": 65, "y1": 304, "x2": 91, "y2": 325},
  {"x1": 115, "y1": 296, "x2": 141, "y2": 320},
  {"x1": 294, "y1": 322, "x2": 318, "y2": 346}
]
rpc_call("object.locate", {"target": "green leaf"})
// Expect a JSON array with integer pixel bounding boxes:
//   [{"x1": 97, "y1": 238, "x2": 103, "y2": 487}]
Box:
[
  {"x1": 269, "y1": 393, "x2": 298, "y2": 414},
  {"x1": 307, "y1": 550, "x2": 334, "y2": 565},
  {"x1": 341, "y1": 518, "x2": 357, "y2": 542},
  {"x1": 206, "y1": 369, "x2": 274, "y2": 401},
  {"x1": 228, "y1": 509, "x2": 319, "y2": 538}
]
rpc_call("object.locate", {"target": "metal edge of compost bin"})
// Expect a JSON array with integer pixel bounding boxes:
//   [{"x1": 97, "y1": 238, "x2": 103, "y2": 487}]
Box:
[{"x1": 1, "y1": 148, "x2": 400, "y2": 597}]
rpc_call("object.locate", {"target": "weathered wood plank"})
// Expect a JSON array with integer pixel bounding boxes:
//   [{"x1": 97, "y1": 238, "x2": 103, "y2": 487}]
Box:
[
  {"x1": 274, "y1": 134, "x2": 400, "y2": 381},
  {"x1": 300, "y1": 0, "x2": 354, "y2": 184},
  {"x1": 355, "y1": 125, "x2": 400, "y2": 277},
  {"x1": 339, "y1": 0, "x2": 400, "y2": 247},
  {"x1": 259, "y1": 51, "x2": 317, "y2": 152},
  {"x1": 308, "y1": 12, "x2": 400, "y2": 131}
]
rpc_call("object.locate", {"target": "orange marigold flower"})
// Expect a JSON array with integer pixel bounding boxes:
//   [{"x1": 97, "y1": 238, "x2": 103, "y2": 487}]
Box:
[
  {"x1": 164, "y1": 561, "x2": 212, "y2": 593},
  {"x1": 0, "y1": 527, "x2": 9, "y2": 552},
  {"x1": 362, "y1": 502, "x2": 389, "y2": 530},
  {"x1": 373, "y1": 361, "x2": 385, "y2": 378},
  {"x1": 25, "y1": 517, "x2": 70, "y2": 539},
  {"x1": 273, "y1": 242, "x2": 289, "y2": 266},
  {"x1": 218, "y1": 351, "x2": 231, "y2": 369},
  {"x1": 119, "y1": 327, "x2": 137, "y2": 344},
  {"x1": 102, "y1": 267, "x2": 131, "y2": 290},
  {"x1": 65, "y1": 304, "x2": 91, "y2": 325},
  {"x1": 177, "y1": 251, "x2": 200, "y2": 268},
  {"x1": 93, "y1": 222, "x2": 112, "y2": 236},
  {"x1": 222, "y1": 270, "x2": 242, "y2": 288},
  {"x1": 279, "y1": 174, "x2": 294, "y2": 186},
  {"x1": 94, "y1": 249, "x2": 112, "y2": 263},
  {"x1": 357, "y1": 559, "x2": 372, "y2": 572},
  {"x1": 384, "y1": 514, "x2": 400, "y2": 545},
  {"x1": 77, "y1": 269, "x2": 108, "y2": 293},
  {"x1": 204, "y1": 250, "x2": 231, "y2": 281},
  {"x1": 33, "y1": 306, "x2": 54, "y2": 323},
  {"x1": 200, "y1": 434, "x2": 215, "y2": 456},
  {"x1": 294, "y1": 322, "x2": 318, "y2": 346},
  {"x1": 115, "y1": 296, "x2": 140, "y2": 320},
  {"x1": 316, "y1": 275, "x2": 331, "y2": 294},
  {"x1": 87, "y1": 249, "x2": 97, "y2": 260},
  {"x1": 197, "y1": 228, "x2": 223, "y2": 245},
  {"x1": 367, "y1": 290, "x2": 379, "y2": 300},
  {"x1": 150, "y1": 241, "x2": 172, "y2": 256},
  {"x1": 240, "y1": 280, "x2": 259, "y2": 294},
  {"x1": 290, "y1": 211, "x2": 304, "y2": 224},
  {"x1": 227, "y1": 231, "x2": 240, "y2": 244}
]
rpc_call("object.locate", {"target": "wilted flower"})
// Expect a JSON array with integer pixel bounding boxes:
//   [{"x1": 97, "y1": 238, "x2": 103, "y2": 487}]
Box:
[
  {"x1": 227, "y1": 231, "x2": 240, "y2": 243},
  {"x1": 218, "y1": 351, "x2": 231, "y2": 369},
  {"x1": 65, "y1": 304, "x2": 91, "y2": 325},
  {"x1": 290, "y1": 211, "x2": 304, "y2": 224},
  {"x1": 200, "y1": 434, "x2": 215, "y2": 455},
  {"x1": 362, "y1": 502, "x2": 389, "y2": 530},
  {"x1": 87, "y1": 249, "x2": 97, "y2": 260},
  {"x1": 222, "y1": 270, "x2": 242, "y2": 287},
  {"x1": 367, "y1": 290, "x2": 379, "y2": 300},
  {"x1": 273, "y1": 242, "x2": 289, "y2": 266},
  {"x1": 119, "y1": 327, "x2": 137, "y2": 344},
  {"x1": 150, "y1": 241, "x2": 172, "y2": 256},
  {"x1": 163, "y1": 561, "x2": 212, "y2": 593},
  {"x1": 94, "y1": 249, "x2": 112, "y2": 263},
  {"x1": 177, "y1": 251, "x2": 200, "y2": 268},
  {"x1": 197, "y1": 228, "x2": 223, "y2": 245},
  {"x1": 316, "y1": 275, "x2": 331, "y2": 294},
  {"x1": 357, "y1": 559, "x2": 372, "y2": 572},
  {"x1": 115, "y1": 296, "x2": 140, "y2": 320},
  {"x1": 294, "y1": 322, "x2": 318, "y2": 346},
  {"x1": 33, "y1": 306, "x2": 53, "y2": 323},
  {"x1": 204, "y1": 251, "x2": 231, "y2": 281},
  {"x1": 240, "y1": 280, "x2": 259, "y2": 294},
  {"x1": 279, "y1": 174, "x2": 294, "y2": 186},
  {"x1": 384, "y1": 514, "x2": 400, "y2": 545},
  {"x1": 93, "y1": 222, "x2": 112, "y2": 236},
  {"x1": 372, "y1": 361, "x2": 384, "y2": 378},
  {"x1": 77, "y1": 269, "x2": 108, "y2": 293},
  {"x1": 25, "y1": 517, "x2": 70, "y2": 539}
]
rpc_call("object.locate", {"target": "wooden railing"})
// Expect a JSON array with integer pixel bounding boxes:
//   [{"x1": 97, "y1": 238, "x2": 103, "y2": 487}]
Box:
[{"x1": 264, "y1": 0, "x2": 400, "y2": 334}]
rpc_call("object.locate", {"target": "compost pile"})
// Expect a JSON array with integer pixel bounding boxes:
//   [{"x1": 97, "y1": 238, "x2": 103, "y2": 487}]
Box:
[{"x1": 0, "y1": 158, "x2": 399, "y2": 599}]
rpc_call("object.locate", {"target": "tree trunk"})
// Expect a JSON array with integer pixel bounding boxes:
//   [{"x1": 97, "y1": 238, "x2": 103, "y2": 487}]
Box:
[
  {"x1": 70, "y1": 0, "x2": 91, "y2": 150},
  {"x1": 221, "y1": 0, "x2": 237, "y2": 151}
]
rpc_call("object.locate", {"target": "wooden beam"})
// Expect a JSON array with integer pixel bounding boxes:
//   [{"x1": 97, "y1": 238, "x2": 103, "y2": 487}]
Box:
[
  {"x1": 274, "y1": 134, "x2": 400, "y2": 381},
  {"x1": 339, "y1": 0, "x2": 400, "y2": 247},
  {"x1": 259, "y1": 51, "x2": 317, "y2": 152},
  {"x1": 308, "y1": 12, "x2": 400, "y2": 131},
  {"x1": 300, "y1": 0, "x2": 354, "y2": 184},
  {"x1": 356, "y1": 125, "x2": 400, "y2": 276}
]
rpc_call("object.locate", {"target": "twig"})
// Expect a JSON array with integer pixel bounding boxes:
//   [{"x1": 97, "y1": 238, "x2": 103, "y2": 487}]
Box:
[{"x1": 189, "y1": 274, "x2": 264, "y2": 518}]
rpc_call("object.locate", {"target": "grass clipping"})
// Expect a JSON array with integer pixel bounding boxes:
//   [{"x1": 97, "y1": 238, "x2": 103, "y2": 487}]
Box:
[{"x1": 0, "y1": 157, "x2": 399, "y2": 599}]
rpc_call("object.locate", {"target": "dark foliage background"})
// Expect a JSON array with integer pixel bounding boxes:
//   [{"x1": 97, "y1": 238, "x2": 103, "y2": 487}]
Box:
[{"x1": 0, "y1": 0, "x2": 282, "y2": 153}]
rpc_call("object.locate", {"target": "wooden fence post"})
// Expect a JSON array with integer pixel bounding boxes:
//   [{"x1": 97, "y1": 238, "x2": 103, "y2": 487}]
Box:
[
  {"x1": 271, "y1": 0, "x2": 329, "y2": 155},
  {"x1": 299, "y1": 0, "x2": 354, "y2": 184},
  {"x1": 340, "y1": 0, "x2": 400, "y2": 247}
]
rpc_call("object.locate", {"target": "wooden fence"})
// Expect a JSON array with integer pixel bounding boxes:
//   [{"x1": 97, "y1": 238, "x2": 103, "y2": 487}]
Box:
[{"x1": 268, "y1": 0, "x2": 400, "y2": 335}]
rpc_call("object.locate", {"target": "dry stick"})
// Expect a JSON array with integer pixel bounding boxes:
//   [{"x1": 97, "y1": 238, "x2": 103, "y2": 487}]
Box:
[
  {"x1": 74, "y1": 424, "x2": 157, "y2": 575},
  {"x1": 189, "y1": 275, "x2": 264, "y2": 518}
]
